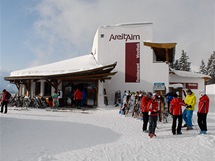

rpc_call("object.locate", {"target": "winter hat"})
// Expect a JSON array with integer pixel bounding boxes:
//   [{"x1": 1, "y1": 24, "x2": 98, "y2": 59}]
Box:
[
  {"x1": 186, "y1": 89, "x2": 192, "y2": 93},
  {"x1": 199, "y1": 90, "x2": 206, "y2": 95}
]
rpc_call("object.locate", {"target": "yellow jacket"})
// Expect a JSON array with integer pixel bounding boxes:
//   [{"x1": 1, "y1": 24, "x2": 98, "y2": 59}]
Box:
[{"x1": 184, "y1": 92, "x2": 196, "y2": 111}]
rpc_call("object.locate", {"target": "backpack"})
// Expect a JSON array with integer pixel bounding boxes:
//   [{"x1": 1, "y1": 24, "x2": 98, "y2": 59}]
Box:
[
  {"x1": 5, "y1": 92, "x2": 11, "y2": 99},
  {"x1": 167, "y1": 95, "x2": 173, "y2": 103}
]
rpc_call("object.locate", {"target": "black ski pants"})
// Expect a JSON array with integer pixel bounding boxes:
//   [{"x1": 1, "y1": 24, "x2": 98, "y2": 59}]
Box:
[
  {"x1": 197, "y1": 112, "x2": 208, "y2": 131},
  {"x1": 149, "y1": 115, "x2": 157, "y2": 135},
  {"x1": 142, "y1": 112, "x2": 149, "y2": 131},
  {"x1": 1, "y1": 101, "x2": 8, "y2": 113},
  {"x1": 172, "y1": 115, "x2": 182, "y2": 134}
]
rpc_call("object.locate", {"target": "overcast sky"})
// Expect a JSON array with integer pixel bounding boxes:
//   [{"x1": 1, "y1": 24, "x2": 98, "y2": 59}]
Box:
[{"x1": 1, "y1": 0, "x2": 214, "y2": 72}]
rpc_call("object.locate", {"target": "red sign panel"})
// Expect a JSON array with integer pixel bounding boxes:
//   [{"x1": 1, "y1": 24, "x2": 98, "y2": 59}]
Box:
[
  {"x1": 186, "y1": 83, "x2": 198, "y2": 89},
  {"x1": 125, "y1": 42, "x2": 140, "y2": 83}
]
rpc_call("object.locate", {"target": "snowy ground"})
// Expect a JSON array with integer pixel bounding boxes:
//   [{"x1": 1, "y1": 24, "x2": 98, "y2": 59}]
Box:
[{"x1": 0, "y1": 106, "x2": 215, "y2": 161}]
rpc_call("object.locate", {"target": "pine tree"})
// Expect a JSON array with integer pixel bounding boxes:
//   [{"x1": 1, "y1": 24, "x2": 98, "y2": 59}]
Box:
[
  {"x1": 178, "y1": 50, "x2": 191, "y2": 71},
  {"x1": 172, "y1": 59, "x2": 180, "y2": 70},
  {"x1": 198, "y1": 60, "x2": 207, "y2": 74},
  {"x1": 207, "y1": 51, "x2": 215, "y2": 84}
]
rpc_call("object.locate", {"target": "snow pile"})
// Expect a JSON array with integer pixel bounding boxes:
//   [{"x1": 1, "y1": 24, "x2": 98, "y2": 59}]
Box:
[{"x1": 1, "y1": 106, "x2": 215, "y2": 161}]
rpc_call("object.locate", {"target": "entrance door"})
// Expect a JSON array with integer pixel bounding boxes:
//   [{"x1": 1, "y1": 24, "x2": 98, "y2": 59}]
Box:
[{"x1": 62, "y1": 81, "x2": 98, "y2": 107}]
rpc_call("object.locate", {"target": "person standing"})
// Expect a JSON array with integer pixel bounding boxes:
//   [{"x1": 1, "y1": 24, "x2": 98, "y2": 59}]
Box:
[
  {"x1": 182, "y1": 89, "x2": 196, "y2": 130},
  {"x1": 147, "y1": 93, "x2": 160, "y2": 138},
  {"x1": 197, "y1": 90, "x2": 210, "y2": 134},
  {"x1": 165, "y1": 89, "x2": 176, "y2": 113},
  {"x1": 74, "y1": 88, "x2": 82, "y2": 108},
  {"x1": 1, "y1": 89, "x2": 11, "y2": 113},
  {"x1": 52, "y1": 91, "x2": 59, "y2": 108},
  {"x1": 170, "y1": 94, "x2": 185, "y2": 135},
  {"x1": 141, "y1": 92, "x2": 151, "y2": 132}
]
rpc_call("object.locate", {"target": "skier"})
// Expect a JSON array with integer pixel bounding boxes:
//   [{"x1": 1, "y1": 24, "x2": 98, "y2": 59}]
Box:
[
  {"x1": 165, "y1": 89, "x2": 176, "y2": 113},
  {"x1": 182, "y1": 89, "x2": 196, "y2": 130},
  {"x1": 74, "y1": 88, "x2": 82, "y2": 108},
  {"x1": 170, "y1": 93, "x2": 185, "y2": 135},
  {"x1": 1, "y1": 89, "x2": 11, "y2": 113},
  {"x1": 141, "y1": 92, "x2": 151, "y2": 132},
  {"x1": 147, "y1": 93, "x2": 160, "y2": 138},
  {"x1": 197, "y1": 90, "x2": 210, "y2": 134},
  {"x1": 52, "y1": 91, "x2": 59, "y2": 108}
]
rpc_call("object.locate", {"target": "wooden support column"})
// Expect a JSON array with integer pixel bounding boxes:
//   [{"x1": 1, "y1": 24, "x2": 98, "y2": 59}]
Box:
[
  {"x1": 22, "y1": 80, "x2": 31, "y2": 96},
  {"x1": 165, "y1": 48, "x2": 169, "y2": 63},
  {"x1": 46, "y1": 79, "x2": 62, "y2": 92}
]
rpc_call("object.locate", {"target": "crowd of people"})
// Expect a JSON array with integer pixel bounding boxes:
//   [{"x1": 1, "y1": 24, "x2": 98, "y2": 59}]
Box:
[
  {"x1": 117, "y1": 89, "x2": 210, "y2": 138},
  {"x1": 1, "y1": 88, "x2": 210, "y2": 138}
]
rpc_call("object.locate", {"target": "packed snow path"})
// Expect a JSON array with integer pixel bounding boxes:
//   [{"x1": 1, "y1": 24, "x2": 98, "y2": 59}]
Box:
[{"x1": 1, "y1": 106, "x2": 215, "y2": 161}]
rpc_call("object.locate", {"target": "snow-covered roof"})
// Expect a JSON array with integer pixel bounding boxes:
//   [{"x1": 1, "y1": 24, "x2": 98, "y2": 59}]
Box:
[
  {"x1": 99, "y1": 22, "x2": 153, "y2": 28},
  {"x1": 10, "y1": 54, "x2": 102, "y2": 77},
  {"x1": 170, "y1": 69, "x2": 211, "y2": 79}
]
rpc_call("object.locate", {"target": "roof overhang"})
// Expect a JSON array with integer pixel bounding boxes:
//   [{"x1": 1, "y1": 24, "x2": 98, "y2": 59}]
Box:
[{"x1": 144, "y1": 42, "x2": 177, "y2": 63}]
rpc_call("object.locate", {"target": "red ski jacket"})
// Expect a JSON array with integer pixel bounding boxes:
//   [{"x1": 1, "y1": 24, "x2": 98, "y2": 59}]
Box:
[
  {"x1": 198, "y1": 95, "x2": 209, "y2": 114},
  {"x1": 141, "y1": 96, "x2": 150, "y2": 112},
  {"x1": 1, "y1": 91, "x2": 9, "y2": 102},
  {"x1": 147, "y1": 99, "x2": 160, "y2": 116},
  {"x1": 170, "y1": 97, "x2": 185, "y2": 115},
  {"x1": 74, "y1": 89, "x2": 83, "y2": 100}
]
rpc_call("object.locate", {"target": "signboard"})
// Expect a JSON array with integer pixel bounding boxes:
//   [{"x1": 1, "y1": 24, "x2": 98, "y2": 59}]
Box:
[
  {"x1": 125, "y1": 42, "x2": 140, "y2": 83},
  {"x1": 153, "y1": 82, "x2": 166, "y2": 90},
  {"x1": 186, "y1": 83, "x2": 198, "y2": 89}
]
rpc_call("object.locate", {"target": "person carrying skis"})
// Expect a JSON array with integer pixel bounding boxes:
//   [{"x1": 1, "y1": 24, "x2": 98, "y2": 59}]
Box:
[
  {"x1": 197, "y1": 90, "x2": 210, "y2": 134},
  {"x1": 147, "y1": 93, "x2": 160, "y2": 138},
  {"x1": 170, "y1": 93, "x2": 185, "y2": 135}
]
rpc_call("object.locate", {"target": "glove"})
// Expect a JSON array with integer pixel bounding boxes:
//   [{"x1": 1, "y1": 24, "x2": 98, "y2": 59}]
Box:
[{"x1": 186, "y1": 105, "x2": 192, "y2": 108}]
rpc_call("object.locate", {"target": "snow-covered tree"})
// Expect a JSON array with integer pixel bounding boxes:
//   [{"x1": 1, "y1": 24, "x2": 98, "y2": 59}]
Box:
[
  {"x1": 198, "y1": 60, "x2": 207, "y2": 74},
  {"x1": 179, "y1": 50, "x2": 191, "y2": 71},
  {"x1": 172, "y1": 50, "x2": 191, "y2": 71},
  {"x1": 171, "y1": 59, "x2": 180, "y2": 70},
  {"x1": 206, "y1": 51, "x2": 215, "y2": 84}
]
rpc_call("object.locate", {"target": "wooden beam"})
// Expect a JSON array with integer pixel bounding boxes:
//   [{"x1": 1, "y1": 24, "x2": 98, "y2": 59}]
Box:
[
  {"x1": 165, "y1": 48, "x2": 169, "y2": 63},
  {"x1": 144, "y1": 42, "x2": 176, "y2": 49}
]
